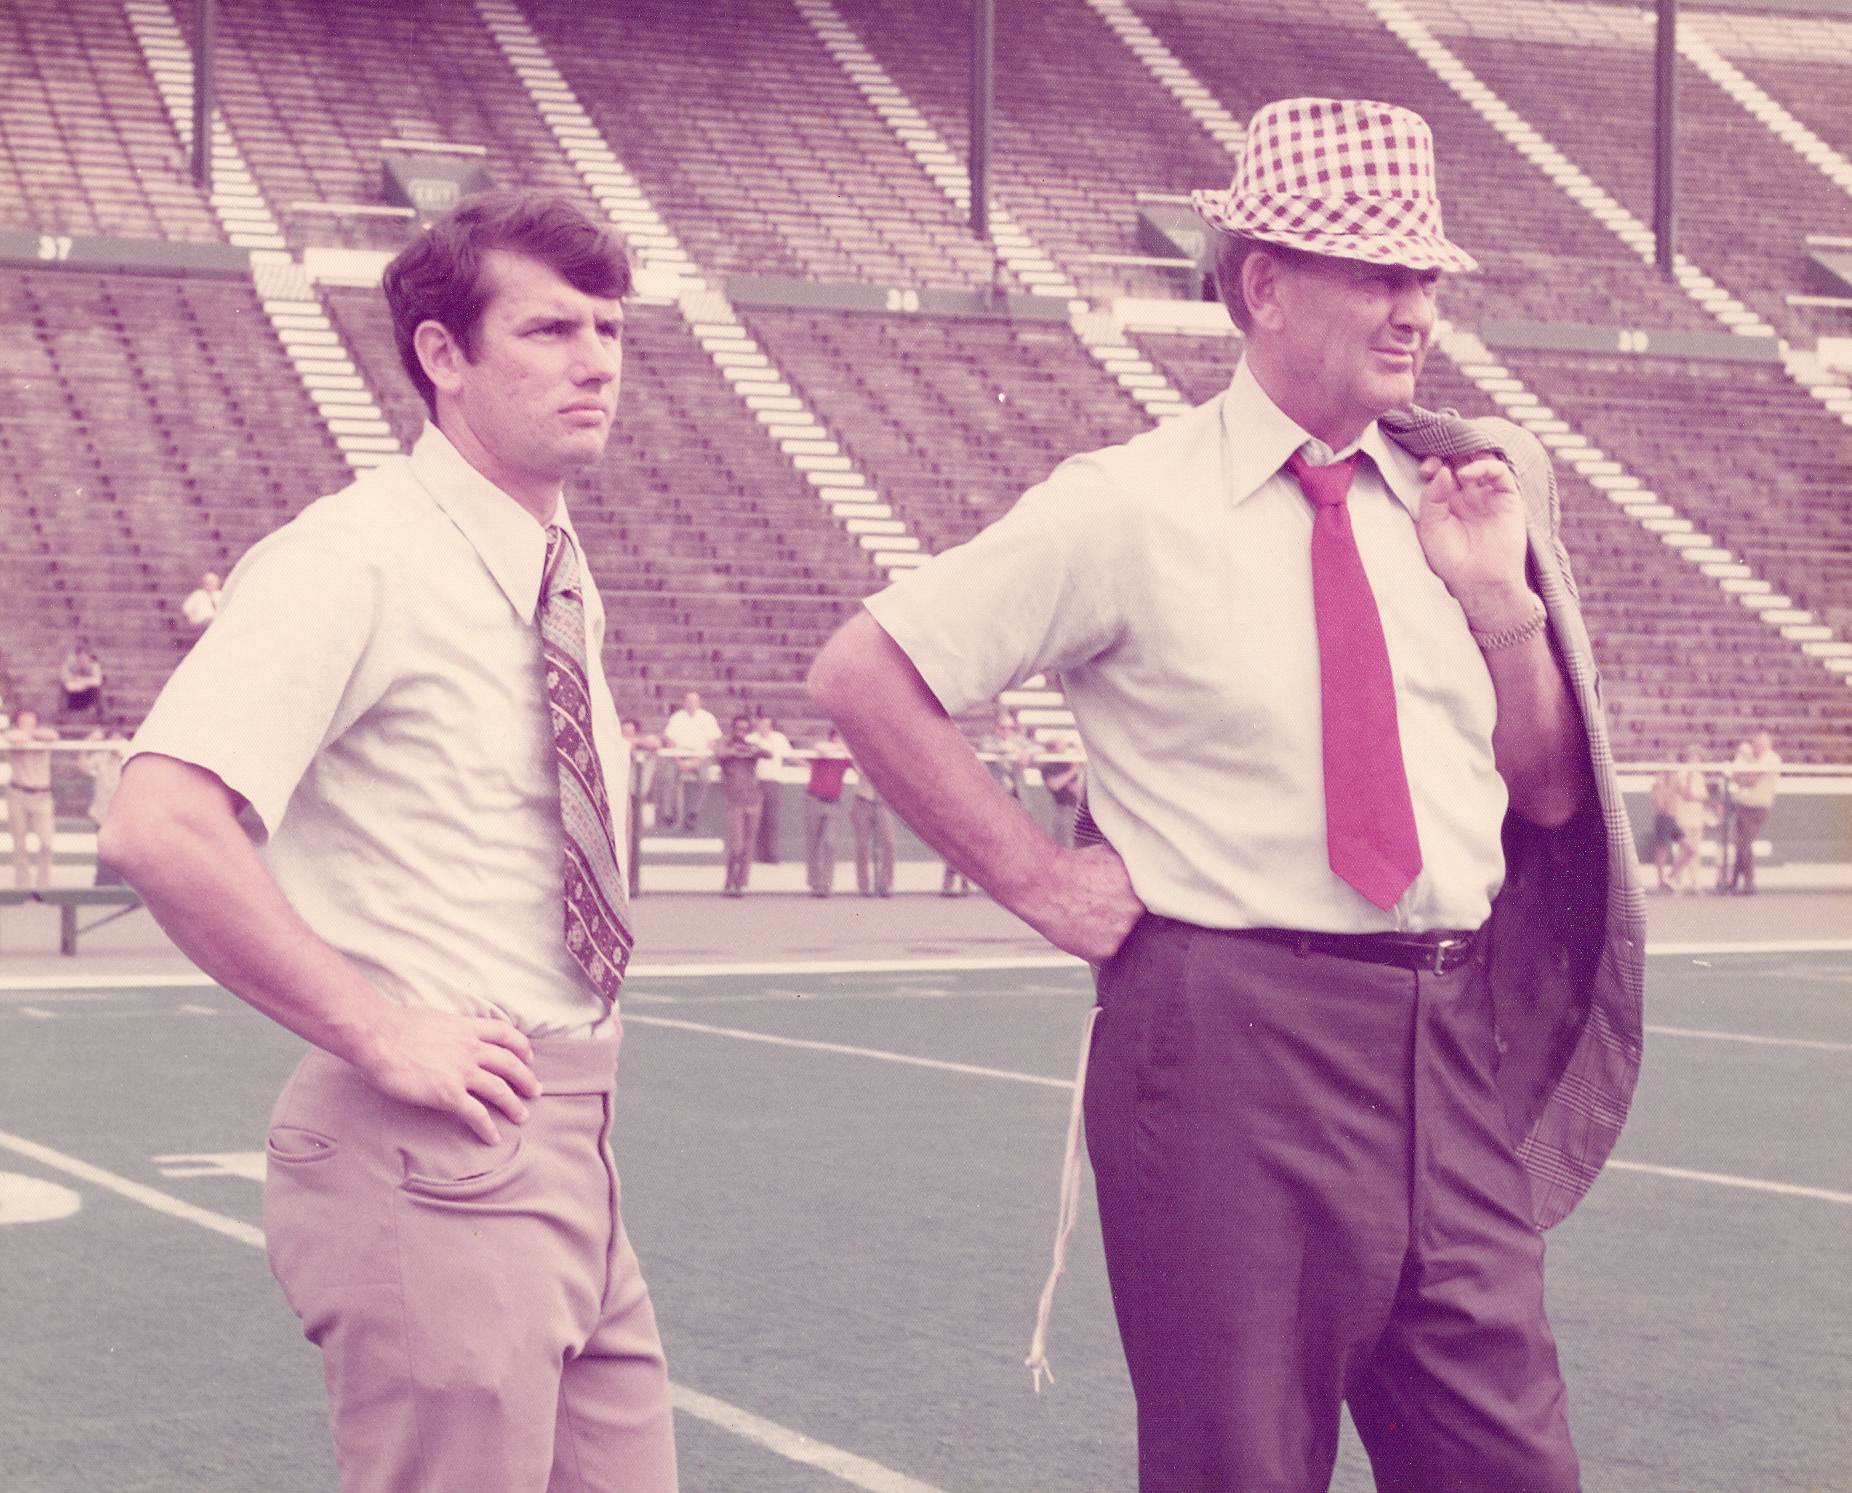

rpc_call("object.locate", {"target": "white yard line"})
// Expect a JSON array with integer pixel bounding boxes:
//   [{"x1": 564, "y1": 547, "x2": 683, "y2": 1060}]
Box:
[
  {"x1": 0, "y1": 1128, "x2": 265, "y2": 1248},
  {"x1": 624, "y1": 1014, "x2": 1074, "y2": 1089},
  {"x1": 1647, "y1": 940, "x2": 1852, "y2": 956},
  {"x1": 1646, "y1": 1024, "x2": 1852, "y2": 1054},
  {"x1": 1605, "y1": 1159, "x2": 1852, "y2": 1206},
  {"x1": 669, "y1": 1384, "x2": 947, "y2": 1493}
]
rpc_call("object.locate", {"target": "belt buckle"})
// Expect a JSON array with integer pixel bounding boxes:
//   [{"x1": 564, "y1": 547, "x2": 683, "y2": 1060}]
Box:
[{"x1": 1429, "y1": 935, "x2": 1468, "y2": 975}]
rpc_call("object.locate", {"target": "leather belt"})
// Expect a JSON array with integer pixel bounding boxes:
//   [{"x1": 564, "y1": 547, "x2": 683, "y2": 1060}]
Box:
[{"x1": 1236, "y1": 925, "x2": 1479, "y2": 976}]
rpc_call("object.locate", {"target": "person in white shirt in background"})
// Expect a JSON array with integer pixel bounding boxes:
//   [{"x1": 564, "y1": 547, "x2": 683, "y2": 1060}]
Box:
[
  {"x1": 100, "y1": 191, "x2": 676, "y2": 1493},
  {"x1": 750, "y1": 711, "x2": 792, "y2": 863},
  {"x1": 182, "y1": 571, "x2": 222, "y2": 630},
  {"x1": 1723, "y1": 729, "x2": 1782, "y2": 895},
  {"x1": 5, "y1": 708, "x2": 61, "y2": 889},
  {"x1": 58, "y1": 643, "x2": 103, "y2": 722},
  {"x1": 659, "y1": 688, "x2": 721, "y2": 833}
]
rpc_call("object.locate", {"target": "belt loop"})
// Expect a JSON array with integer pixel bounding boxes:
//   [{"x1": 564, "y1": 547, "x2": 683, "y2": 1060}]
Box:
[{"x1": 1294, "y1": 933, "x2": 1311, "y2": 959}]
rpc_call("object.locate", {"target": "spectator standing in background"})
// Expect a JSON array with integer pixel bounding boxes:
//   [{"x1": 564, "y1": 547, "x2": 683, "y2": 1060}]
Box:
[
  {"x1": 751, "y1": 713, "x2": 792, "y2": 863},
  {"x1": 714, "y1": 714, "x2": 770, "y2": 897},
  {"x1": 81, "y1": 724, "x2": 131, "y2": 886},
  {"x1": 183, "y1": 571, "x2": 223, "y2": 630},
  {"x1": 622, "y1": 717, "x2": 660, "y2": 841},
  {"x1": 59, "y1": 643, "x2": 104, "y2": 722},
  {"x1": 849, "y1": 761, "x2": 895, "y2": 897},
  {"x1": 1648, "y1": 758, "x2": 1685, "y2": 893},
  {"x1": 5, "y1": 708, "x2": 60, "y2": 889},
  {"x1": 1657, "y1": 743, "x2": 1710, "y2": 894},
  {"x1": 803, "y1": 728, "x2": 853, "y2": 897},
  {"x1": 1724, "y1": 729, "x2": 1781, "y2": 895},
  {"x1": 659, "y1": 688, "x2": 721, "y2": 832},
  {"x1": 1041, "y1": 751, "x2": 1086, "y2": 850},
  {"x1": 979, "y1": 709, "x2": 1032, "y2": 802}
]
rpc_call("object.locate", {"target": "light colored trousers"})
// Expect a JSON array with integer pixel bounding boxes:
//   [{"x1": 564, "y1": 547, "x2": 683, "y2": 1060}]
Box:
[
  {"x1": 7, "y1": 785, "x2": 55, "y2": 887},
  {"x1": 264, "y1": 1032, "x2": 677, "y2": 1493},
  {"x1": 850, "y1": 796, "x2": 894, "y2": 895},
  {"x1": 803, "y1": 793, "x2": 841, "y2": 893}
]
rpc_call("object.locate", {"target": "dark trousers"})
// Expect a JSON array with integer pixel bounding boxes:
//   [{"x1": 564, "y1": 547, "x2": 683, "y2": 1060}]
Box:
[
  {"x1": 1085, "y1": 915, "x2": 1579, "y2": 1493},
  {"x1": 724, "y1": 801, "x2": 761, "y2": 891},
  {"x1": 755, "y1": 779, "x2": 781, "y2": 862},
  {"x1": 1729, "y1": 805, "x2": 1769, "y2": 890}
]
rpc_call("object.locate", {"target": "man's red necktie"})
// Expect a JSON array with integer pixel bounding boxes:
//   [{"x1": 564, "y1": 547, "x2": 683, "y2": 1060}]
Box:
[{"x1": 1286, "y1": 449, "x2": 1423, "y2": 911}]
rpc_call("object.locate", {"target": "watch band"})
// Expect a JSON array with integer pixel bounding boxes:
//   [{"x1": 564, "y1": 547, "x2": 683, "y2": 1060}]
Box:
[{"x1": 1471, "y1": 604, "x2": 1549, "y2": 652}]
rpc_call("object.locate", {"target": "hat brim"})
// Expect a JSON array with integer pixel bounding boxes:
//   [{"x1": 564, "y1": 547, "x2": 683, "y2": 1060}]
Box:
[{"x1": 1193, "y1": 190, "x2": 1480, "y2": 275}]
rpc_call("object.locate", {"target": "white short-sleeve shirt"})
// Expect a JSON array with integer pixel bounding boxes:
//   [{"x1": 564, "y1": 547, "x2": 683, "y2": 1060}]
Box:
[
  {"x1": 866, "y1": 359, "x2": 1509, "y2": 935},
  {"x1": 132, "y1": 426, "x2": 627, "y2": 1037}
]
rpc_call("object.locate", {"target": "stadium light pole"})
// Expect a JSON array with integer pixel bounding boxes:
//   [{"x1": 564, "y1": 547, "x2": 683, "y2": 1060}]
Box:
[
  {"x1": 1653, "y1": 0, "x2": 1677, "y2": 276},
  {"x1": 191, "y1": 0, "x2": 217, "y2": 189},
  {"x1": 970, "y1": 0, "x2": 995, "y2": 247}
]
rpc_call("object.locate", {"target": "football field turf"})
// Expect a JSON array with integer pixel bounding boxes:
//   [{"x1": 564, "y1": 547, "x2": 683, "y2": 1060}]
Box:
[{"x1": 2, "y1": 946, "x2": 1848, "y2": 1492}]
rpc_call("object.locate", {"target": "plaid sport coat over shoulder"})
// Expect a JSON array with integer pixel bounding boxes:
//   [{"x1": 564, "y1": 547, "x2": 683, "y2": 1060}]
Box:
[{"x1": 1380, "y1": 403, "x2": 1647, "y2": 1228}]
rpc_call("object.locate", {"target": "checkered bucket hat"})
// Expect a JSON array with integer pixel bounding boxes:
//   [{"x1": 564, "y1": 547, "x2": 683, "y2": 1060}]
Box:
[{"x1": 1192, "y1": 98, "x2": 1478, "y2": 272}]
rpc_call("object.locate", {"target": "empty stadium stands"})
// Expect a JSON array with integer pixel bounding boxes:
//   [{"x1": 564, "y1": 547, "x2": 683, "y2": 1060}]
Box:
[
  {"x1": 1, "y1": 0, "x2": 219, "y2": 243},
  {"x1": 1493, "y1": 349, "x2": 1852, "y2": 631},
  {"x1": 826, "y1": 0, "x2": 1235, "y2": 304},
  {"x1": 740, "y1": 306, "x2": 1152, "y2": 554},
  {"x1": 0, "y1": 262, "x2": 346, "y2": 717},
  {"x1": 1425, "y1": 7, "x2": 1852, "y2": 344},
  {"x1": 194, "y1": 0, "x2": 586, "y2": 251},
  {"x1": 518, "y1": 0, "x2": 1001, "y2": 292}
]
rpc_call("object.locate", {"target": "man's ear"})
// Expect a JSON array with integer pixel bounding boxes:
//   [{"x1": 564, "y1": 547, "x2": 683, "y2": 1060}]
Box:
[
  {"x1": 1242, "y1": 250, "x2": 1288, "y2": 335},
  {"x1": 414, "y1": 319, "x2": 466, "y2": 397}
]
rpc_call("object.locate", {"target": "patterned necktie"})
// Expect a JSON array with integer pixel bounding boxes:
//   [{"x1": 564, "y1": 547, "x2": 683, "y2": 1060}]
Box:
[
  {"x1": 1286, "y1": 448, "x2": 1423, "y2": 912},
  {"x1": 540, "y1": 524, "x2": 633, "y2": 1001}
]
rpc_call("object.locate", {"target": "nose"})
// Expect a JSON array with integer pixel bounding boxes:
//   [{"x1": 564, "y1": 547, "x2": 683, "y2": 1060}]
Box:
[
  {"x1": 574, "y1": 328, "x2": 622, "y2": 386},
  {"x1": 1390, "y1": 275, "x2": 1437, "y2": 336}
]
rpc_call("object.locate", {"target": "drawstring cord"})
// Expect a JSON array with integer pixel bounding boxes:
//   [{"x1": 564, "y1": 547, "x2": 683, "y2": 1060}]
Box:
[{"x1": 1025, "y1": 1003, "x2": 1102, "y2": 1391}]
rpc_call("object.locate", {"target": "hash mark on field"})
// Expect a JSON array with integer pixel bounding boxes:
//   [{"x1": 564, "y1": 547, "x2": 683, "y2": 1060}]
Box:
[{"x1": 1646, "y1": 1024, "x2": 1852, "y2": 1053}]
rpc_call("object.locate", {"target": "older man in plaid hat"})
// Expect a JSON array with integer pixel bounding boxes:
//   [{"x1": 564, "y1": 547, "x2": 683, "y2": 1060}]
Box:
[{"x1": 812, "y1": 97, "x2": 1642, "y2": 1491}]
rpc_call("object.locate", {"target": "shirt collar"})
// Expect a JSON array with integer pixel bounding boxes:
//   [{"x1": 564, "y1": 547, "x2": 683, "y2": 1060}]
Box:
[
  {"x1": 407, "y1": 424, "x2": 578, "y2": 624},
  {"x1": 1221, "y1": 358, "x2": 1425, "y2": 519}
]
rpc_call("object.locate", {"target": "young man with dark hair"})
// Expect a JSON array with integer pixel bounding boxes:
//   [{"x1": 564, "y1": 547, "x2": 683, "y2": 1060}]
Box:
[
  {"x1": 383, "y1": 189, "x2": 631, "y2": 416},
  {"x1": 101, "y1": 192, "x2": 676, "y2": 1492},
  {"x1": 811, "y1": 99, "x2": 1644, "y2": 1492}
]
